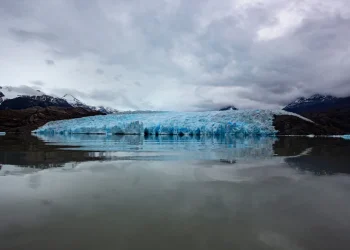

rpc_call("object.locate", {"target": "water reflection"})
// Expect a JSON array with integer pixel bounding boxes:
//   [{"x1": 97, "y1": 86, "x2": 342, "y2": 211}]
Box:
[
  {"x1": 0, "y1": 134, "x2": 350, "y2": 175},
  {"x1": 277, "y1": 137, "x2": 350, "y2": 175},
  {"x1": 1, "y1": 134, "x2": 277, "y2": 167},
  {"x1": 0, "y1": 134, "x2": 104, "y2": 168},
  {"x1": 1, "y1": 134, "x2": 350, "y2": 250}
]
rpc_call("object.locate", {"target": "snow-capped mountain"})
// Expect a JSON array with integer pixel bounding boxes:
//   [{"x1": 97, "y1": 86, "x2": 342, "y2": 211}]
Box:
[
  {"x1": 91, "y1": 106, "x2": 119, "y2": 114},
  {"x1": 62, "y1": 94, "x2": 91, "y2": 109},
  {"x1": 0, "y1": 91, "x2": 4, "y2": 104},
  {"x1": 0, "y1": 86, "x2": 118, "y2": 113},
  {"x1": 0, "y1": 95, "x2": 72, "y2": 110},
  {"x1": 0, "y1": 86, "x2": 68, "y2": 110},
  {"x1": 283, "y1": 94, "x2": 349, "y2": 113},
  {"x1": 0, "y1": 86, "x2": 44, "y2": 104},
  {"x1": 62, "y1": 94, "x2": 118, "y2": 114},
  {"x1": 219, "y1": 105, "x2": 237, "y2": 111}
]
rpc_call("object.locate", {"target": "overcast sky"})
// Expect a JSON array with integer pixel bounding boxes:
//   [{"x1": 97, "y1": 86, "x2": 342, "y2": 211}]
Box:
[{"x1": 1, "y1": 0, "x2": 350, "y2": 111}]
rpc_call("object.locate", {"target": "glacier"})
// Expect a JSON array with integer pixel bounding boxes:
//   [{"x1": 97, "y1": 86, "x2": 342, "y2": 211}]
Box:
[
  {"x1": 34, "y1": 110, "x2": 311, "y2": 136},
  {"x1": 341, "y1": 135, "x2": 350, "y2": 140}
]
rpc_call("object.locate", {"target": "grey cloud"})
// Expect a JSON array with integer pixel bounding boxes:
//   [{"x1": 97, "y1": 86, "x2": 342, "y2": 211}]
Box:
[
  {"x1": 88, "y1": 89, "x2": 116, "y2": 102},
  {"x1": 3, "y1": 85, "x2": 43, "y2": 96},
  {"x1": 134, "y1": 81, "x2": 141, "y2": 87},
  {"x1": 186, "y1": 12, "x2": 350, "y2": 107},
  {"x1": 114, "y1": 75, "x2": 122, "y2": 81},
  {"x1": 87, "y1": 90, "x2": 139, "y2": 109},
  {"x1": 9, "y1": 28, "x2": 58, "y2": 42},
  {"x1": 193, "y1": 99, "x2": 236, "y2": 112},
  {"x1": 50, "y1": 87, "x2": 139, "y2": 110},
  {"x1": 0, "y1": 0, "x2": 34, "y2": 18},
  {"x1": 96, "y1": 69, "x2": 104, "y2": 75},
  {"x1": 45, "y1": 59, "x2": 55, "y2": 65},
  {"x1": 49, "y1": 88, "x2": 88, "y2": 99},
  {"x1": 30, "y1": 80, "x2": 45, "y2": 86},
  {"x1": 1, "y1": 0, "x2": 350, "y2": 110}
]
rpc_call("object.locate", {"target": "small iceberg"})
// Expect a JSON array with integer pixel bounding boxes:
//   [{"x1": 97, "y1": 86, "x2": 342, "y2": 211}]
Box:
[{"x1": 34, "y1": 110, "x2": 310, "y2": 136}]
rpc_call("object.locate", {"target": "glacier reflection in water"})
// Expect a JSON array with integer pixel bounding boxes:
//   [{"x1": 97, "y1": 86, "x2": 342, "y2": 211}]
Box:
[
  {"x1": 35, "y1": 134, "x2": 277, "y2": 162},
  {"x1": 1, "y1": 135, "x2": 350, "y2": 250}
]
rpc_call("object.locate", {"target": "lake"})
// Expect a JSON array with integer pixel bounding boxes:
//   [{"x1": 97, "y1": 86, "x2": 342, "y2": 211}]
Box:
[{"x1": 1, "y1": 134, "x2": 350, "y2": 250}]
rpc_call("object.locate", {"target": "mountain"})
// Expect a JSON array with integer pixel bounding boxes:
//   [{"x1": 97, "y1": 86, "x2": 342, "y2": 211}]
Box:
[
  {"x1": 283, "y1": 94, "x2": 350, "y2": 113},
  {"x1": 62, "y1": 94, "x2": 118, "y2": 114},
  {"x1": 0, "y1": 91, "x2": 4, "y2": 104},
  {"x1": 283, "y1": 94, "x2": 350, "y2": 134},
  {"x1": 0, "y1": 95, "x2": 72, "y2": 110},
  {"x1": 0, "y1": 86, "x2": 111, "y2": 132},
  {"x1": 219, "y1": 105, "x2": 237, "y2": 111},
  {"x1": 0, "y1": 86, "x2": 118, "y2": 114},
  {"x1": 62, "y1": 94, "x2": 91, "y2": 109},
  {"x1": 0, "y1": 86, "x2": 44, "y2": 104},
  {"x1": 91, "y1": 106, "x2": 119, "y2": 114}
]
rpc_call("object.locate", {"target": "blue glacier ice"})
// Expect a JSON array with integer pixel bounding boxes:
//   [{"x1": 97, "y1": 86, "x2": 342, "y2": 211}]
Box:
[
  {"x1": 342, "y1": 135, "x2": 350, "y2": 140},
  {"x1": 330, "y1": 134, "x2": 350, "y2": 140},
  {"x1": 34, "y1": 110, "x2": 311, "y2": 136}
]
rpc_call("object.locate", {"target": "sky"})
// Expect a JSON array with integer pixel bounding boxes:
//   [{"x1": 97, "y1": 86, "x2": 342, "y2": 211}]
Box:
[{"x1": 0, "y1": 0, "x2": 350, "y2": 111}]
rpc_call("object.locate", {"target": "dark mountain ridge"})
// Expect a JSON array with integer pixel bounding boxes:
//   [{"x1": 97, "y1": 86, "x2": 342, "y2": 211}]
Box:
[
  {"x1": 219, "y1": 105, "x2": 237, "y2": 111},
  {"x1": 283, "y1": 94, "x2": 350, "y2": 113},
  {"x1": 0, "y1": 95, "x2": 72, "y2": 110},
  {"x1": 0, "y1": 86, "x2": 118, "y2": 114},
  {"x1": 283, "y1": 94, "x2": 350, "y2": 134}
]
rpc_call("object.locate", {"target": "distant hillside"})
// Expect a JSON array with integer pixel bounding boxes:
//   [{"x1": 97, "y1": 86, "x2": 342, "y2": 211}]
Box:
[
  {"x1": 283, "y1": 94, "x2": 350, "y2": 113},
  {"x1": 219, "y1": 105, "x2": 237, "y2": 111},
  {"x1": 0, "y1": 95, "x2": 72, "y2": 110},
  {"x1": 283, "y1": 94, "x2": 350, "y2": 134},
  {"x1": 0, "y1": 86, "x2": 118, "y2": 114}
]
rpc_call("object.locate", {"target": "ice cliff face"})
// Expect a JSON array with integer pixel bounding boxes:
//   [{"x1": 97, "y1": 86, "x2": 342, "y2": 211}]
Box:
[{"x1": 34, "y1": 110, "x2": 311, "y2": 136}]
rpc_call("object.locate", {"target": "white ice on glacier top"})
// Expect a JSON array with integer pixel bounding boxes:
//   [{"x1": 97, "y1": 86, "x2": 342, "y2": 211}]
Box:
[{"x1": 34, "y1": 110, "x2": 312, "y2": 136}]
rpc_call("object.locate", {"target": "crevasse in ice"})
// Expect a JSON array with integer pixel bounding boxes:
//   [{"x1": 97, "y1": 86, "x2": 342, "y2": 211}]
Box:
[{"x1": 34, "y1": 110, "x2": 311, "y2": 136}]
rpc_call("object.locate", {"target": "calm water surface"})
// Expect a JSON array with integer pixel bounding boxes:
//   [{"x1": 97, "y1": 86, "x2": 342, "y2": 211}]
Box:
[{"x1": 0, "y1": 134, "x2": 350, "y2": 250}]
